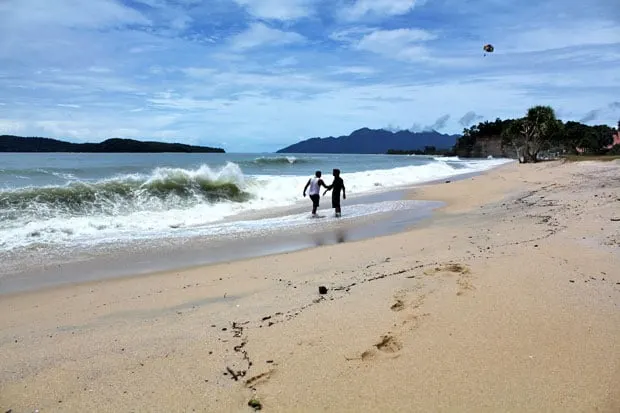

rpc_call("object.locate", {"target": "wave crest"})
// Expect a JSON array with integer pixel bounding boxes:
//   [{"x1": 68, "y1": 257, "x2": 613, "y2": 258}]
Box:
[
  {"x1": 0, "y1": 163, "x2": 249, "y2": 220},
  {"x1": 252, "y1": 156, "x2": 311, "y2": 165}
]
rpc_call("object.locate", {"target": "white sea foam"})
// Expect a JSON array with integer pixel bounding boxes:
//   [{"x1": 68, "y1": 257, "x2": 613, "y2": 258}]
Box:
[{"x1": 247, "y1": 156, "x2": 510, "y2": 209}]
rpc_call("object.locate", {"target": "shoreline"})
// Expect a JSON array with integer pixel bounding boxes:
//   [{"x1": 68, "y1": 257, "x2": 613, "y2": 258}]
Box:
[
  {"x1": 0, "y1": 200, "x2": 442, "y2": 296},
  {"x1": 0, "y1": 166, "x2": 494, "y2": 296},
  {"x1": 1, "y1": 160, "x2": 618, "y2": 412}
]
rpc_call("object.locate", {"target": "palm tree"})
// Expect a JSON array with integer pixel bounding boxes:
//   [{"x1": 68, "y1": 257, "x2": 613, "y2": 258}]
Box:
[{"x1": 502, "y1": 106, "x2": 560, "y2": 163}]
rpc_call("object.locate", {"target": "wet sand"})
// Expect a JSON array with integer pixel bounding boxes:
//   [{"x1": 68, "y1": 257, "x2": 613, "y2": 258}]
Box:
[
  {"x1": 1, "y1": 160, "x2": 619, "y2": 412},
  {"x1": 0, "y1": 190, "x2": 442, "y2": 294}
]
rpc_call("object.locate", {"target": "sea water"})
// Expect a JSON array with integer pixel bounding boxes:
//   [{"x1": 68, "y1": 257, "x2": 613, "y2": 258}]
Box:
[{"x1": 0, "y1": 152, "x2": 511, "y2": 253}]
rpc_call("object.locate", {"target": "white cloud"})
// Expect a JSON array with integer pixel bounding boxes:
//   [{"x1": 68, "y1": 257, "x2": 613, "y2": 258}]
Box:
[
  {"x1": 88, "y1": 67, "x2": 112, "y2": 73},
  {"x1": 274, "y1": 57, "x2": 299, "y2": 67},
  {"x1": 331, "y1": 66, "x2": 376, "y2": 75},
  {"x1": 28, "y1": 112, "x2": 184, "y2": 142},
  {"x1": 124, "y1": 0, "x2": 193, "y2": 32},
  {"x1": 147, "y1": 96, "x2": 230, "y2": 111},
  {"x1": 209, "y1": 71, "x2": 340, "y2": 91},
  {"x1": 330, "y1": 26, "x2": 377, "y2": 43},
  {"x1": 507, "y1": 22, "x2": 620, "y2": 53},
  {"x1": 0, "y1": 0, "x2": 150, "y2": 30},
  {"x1": 355, "y1": 28, "x2": 437, "y2": 60},
  {"x1": 181, "y1": 67, "x2": 217, "y2": 78},
  {"x1": 341, "y1": 0, "x2": 422, "y2": 20},
  {"x1": 229, "y1": 23, "x2": 305, "y2": 50},
  {"x1": 331, "y1": 26, "x2": 440, "y2": 62},
  {"x1": 129, "y1": 45, "x2": 162, "y2": 54},
  {"x1": 0, "y1": 120, "x2": 25, "y2": 134},
  {"x1": 168, "y1": 15, "x2": 193, "y2": 31},
  {"x1": 35, "y1": 121, "x2": 92, "y2": 138},
  {"x1": 459, "y1": 111, "x2": 483, "y2": 127},
  {"x1": 232, "y1": 0, "x2": 314, "y2": 21}
]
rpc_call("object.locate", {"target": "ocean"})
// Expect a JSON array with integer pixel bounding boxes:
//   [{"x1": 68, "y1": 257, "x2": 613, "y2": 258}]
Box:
[
  {"x1": 0, "y1": 153, "x2": 513, "y2": 251},
  {"x1": 0, "y1": 153, "x2": 512, "y2": 292}
]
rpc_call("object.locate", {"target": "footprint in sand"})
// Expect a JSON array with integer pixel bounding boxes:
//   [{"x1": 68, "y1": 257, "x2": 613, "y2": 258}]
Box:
[
  {"x1": 424, "y1": 263, "x2": 475, "y2": 296},
  {"x1": 390, "y1": 296, "x2": 405, "y2": 312},
  {"x1": 391, "y1": 289, "x2": 426, "y2": 312},
  {"x1": 346, "y1": 334, "x2": 403, "y2": 362},
  {"x1": 456, "y1": 277, "x2": 476, "y2": 296},
  {"x1": 375, "y1": 335, "x2": 402, "y2": 353},
  {"x1": 424, "y1": 263, "x2": 470, "y2": 275},
  {"x1": 389, "y1": 289, "x2": 429, "y2": 333}
]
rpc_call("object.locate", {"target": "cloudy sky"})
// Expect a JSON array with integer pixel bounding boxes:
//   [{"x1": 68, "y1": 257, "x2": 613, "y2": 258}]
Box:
[{"x1": 0, "y1": 0, "x2": 619, "y2": 152}]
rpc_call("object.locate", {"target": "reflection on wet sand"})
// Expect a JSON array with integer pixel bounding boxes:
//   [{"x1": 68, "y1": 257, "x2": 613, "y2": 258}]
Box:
[{"x1": 312, "y1": 228, "x2": 348, "y2": 246}]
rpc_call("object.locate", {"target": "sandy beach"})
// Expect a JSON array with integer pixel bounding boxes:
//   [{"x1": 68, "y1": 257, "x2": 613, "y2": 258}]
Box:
[{"x1": 1, "y1": 160, "x2": 619, "y2": 412}]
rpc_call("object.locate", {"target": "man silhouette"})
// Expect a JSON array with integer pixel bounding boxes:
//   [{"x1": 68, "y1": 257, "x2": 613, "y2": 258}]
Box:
[{"x1": 323, "y1": 168, "x2": 346, "y2": 217}]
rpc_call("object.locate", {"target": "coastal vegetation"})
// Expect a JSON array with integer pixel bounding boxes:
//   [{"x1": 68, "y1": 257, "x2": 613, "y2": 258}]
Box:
[
  {"x1": 363, "y1": 106, "x2": 618, "y2": 161},
  {"x1": 386, "y1": 146, "x2": 455, "y2": 156},
  {"x1": 0, "y1": 136, "x2": 225, "y2": 153},
  {"x1": 454, "y1": 106, "x2": 619, "y2": 162}
]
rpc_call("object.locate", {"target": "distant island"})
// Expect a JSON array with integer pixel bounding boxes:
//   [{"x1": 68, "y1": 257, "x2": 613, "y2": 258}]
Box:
[
  {"x1": 276, "y1": 128, "x2": 458, "y2": 154},
  {"x1": 0, "y1": 136, "x2": 225, "y2": 153}
]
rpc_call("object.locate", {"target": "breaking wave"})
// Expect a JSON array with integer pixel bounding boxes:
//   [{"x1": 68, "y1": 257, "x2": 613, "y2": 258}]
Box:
[{"x1": 0, "y1": 163, "x2": 249, "y2": 221}]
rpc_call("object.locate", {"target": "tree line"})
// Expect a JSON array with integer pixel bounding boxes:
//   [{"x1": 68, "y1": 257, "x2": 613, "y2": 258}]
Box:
[
  {"x1": 386, "y1": 146, "x2": 455, "y2": 156},
  {"x1": 454, "y1": 106, "x2": 619, "y2": 162}
]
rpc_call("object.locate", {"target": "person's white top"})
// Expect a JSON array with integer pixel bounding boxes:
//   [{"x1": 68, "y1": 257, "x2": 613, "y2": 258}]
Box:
[{"x1": 308, "y1": 177, "x2": 321, "y2": 195}]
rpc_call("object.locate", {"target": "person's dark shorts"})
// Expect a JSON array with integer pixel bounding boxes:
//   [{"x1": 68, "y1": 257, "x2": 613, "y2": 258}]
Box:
[
  {"x1": 309, "y1": 194, "x2": 320, "y2": 207},
  {"x1": 331, "y1": 194, "x2": 340, "y2": 209}
]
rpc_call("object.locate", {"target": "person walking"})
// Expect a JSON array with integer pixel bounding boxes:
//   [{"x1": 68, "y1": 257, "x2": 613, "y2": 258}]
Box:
[
  {"x1": 303, "y1": 170, "x2": 328, "y2": 217},
  {"x1": 323, "y1": 168, "x2": 346, "y2": 217}
]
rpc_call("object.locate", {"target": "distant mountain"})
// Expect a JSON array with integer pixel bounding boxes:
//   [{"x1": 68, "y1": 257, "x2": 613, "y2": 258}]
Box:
[
  {"x1": 0, "y1": 136, "x2": 225, "y2": 153},
  {"x1": 276, "y1": 128, "x2": 459, "y2": 154}
]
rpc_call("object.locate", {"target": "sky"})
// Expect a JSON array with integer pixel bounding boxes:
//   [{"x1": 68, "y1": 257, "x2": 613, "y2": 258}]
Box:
[{"x1": 0, "y1": 0, "x2": 619, "y2": 152}]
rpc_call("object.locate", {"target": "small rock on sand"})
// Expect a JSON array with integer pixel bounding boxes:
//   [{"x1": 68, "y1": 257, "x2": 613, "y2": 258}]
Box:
[
  {"x1": 318, "y1": 286, "x2": 328, "y2": 294},
  {"x1": 248, "y1": 398, "x2": 262, "y2": 410}
]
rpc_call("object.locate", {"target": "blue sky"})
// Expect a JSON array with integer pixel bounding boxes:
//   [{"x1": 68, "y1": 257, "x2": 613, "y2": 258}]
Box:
[{"x1": 0, "y1": 0, "x2": 619, "y2": 152}]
